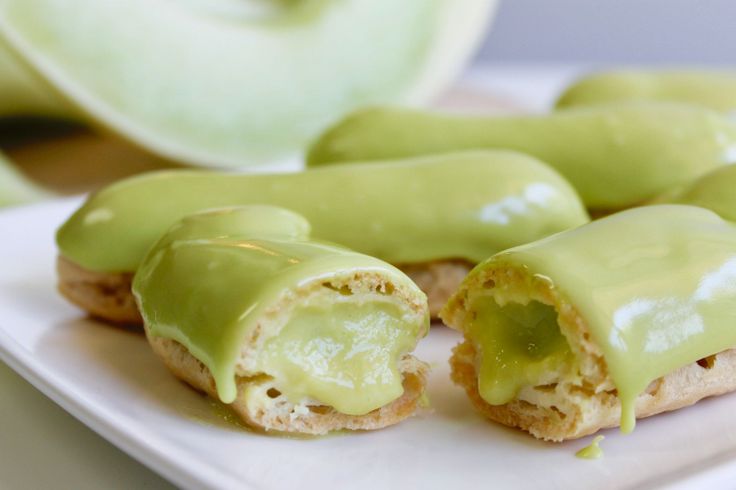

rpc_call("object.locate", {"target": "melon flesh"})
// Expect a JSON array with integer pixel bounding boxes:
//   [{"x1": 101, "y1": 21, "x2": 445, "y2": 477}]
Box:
[
  {"x1": 0, "y1": 41, "x2": 72, "y2": 118},
  {"x1": 0, "y1": 0, "x2": 496, "y2": 167}
]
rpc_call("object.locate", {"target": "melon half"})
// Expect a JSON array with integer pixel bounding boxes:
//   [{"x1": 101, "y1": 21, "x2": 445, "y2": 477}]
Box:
[{"x1": 0, "y1": 0, "x2": 496, "y2": 167}]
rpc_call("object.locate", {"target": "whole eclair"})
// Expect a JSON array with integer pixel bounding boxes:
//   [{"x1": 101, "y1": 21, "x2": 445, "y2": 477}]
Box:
[
  {"x1": 307, "y1": 103, "x2": 736, "y2": 212},
  {"x1": 56, "y1": 150, "x2": 587, "y2": 323}
]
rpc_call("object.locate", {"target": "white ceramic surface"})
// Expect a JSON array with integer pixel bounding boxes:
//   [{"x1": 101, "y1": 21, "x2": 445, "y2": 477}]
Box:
[{"x1": 2, "y1": 199, "x2": 736, "y2": 490}]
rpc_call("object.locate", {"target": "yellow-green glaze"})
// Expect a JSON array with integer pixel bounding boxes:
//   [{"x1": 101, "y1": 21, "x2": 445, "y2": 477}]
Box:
[
  {"x1": 132, "y1": 206, "x2": 428, "y2": 413},
  {"x1": 658, "y1": 165, "x2": 736, "y2": 222},
  {"x1": 557, "y1": 71, "x2": 736, "y2": 113},
  {"x1": 57, "y1": 151, "x2": 588, "y2": 273},
  {"x1": 465, "y1": 298, "x2": 572, "y2": 405},
  {"x1": 306, "y1": 103, "x2": 736, "y2": 210},
  {"x1": 464, "y1": 205, "x2": 736, "y2": 432},
  {"x1": 576, "y1": 436, "x2": 604, "y2": 460}
]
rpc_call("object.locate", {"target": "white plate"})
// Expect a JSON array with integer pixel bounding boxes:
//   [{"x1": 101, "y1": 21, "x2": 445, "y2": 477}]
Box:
[{"x1": 2, "y1": 198, "x2": 736, "y2": 490}]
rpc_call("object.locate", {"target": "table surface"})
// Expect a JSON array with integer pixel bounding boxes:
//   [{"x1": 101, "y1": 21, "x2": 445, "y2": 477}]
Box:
[{"x1": 0, "y1": 64, "x2": 583, "y2": 489}]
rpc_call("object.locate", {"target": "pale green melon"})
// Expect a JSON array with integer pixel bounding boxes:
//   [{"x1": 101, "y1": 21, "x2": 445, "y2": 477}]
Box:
[{"x1": 0, "y1": 0, "x2": 496, "y2": 167}]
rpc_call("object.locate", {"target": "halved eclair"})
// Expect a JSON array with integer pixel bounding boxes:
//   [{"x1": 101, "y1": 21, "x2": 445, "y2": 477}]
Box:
[
  {"x1": 441, "y1": 205, "x2": 736, "y2": 441},
  {"x1": 133, "y1": 205, "x2": 430, "y2": 435}
]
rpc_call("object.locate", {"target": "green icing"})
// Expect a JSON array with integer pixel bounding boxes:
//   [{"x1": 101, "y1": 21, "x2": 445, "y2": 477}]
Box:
[
  {"x1": 57, "y1": 150, "x2": 588, "y2": 273},
  {"x1": 132, "y1": 206, "x2": 427, "y2": 413},
  {"x1": 659, "y1": 165, "x2": 736, "y2": 222},
  {"x1": 465, "y1": 297, "x2": 572, "y2": 404},
  {"x1": 576, "y1": 436, "x2": 604, "y2": 460},
  {"x1": 306, "y1": 103, "x2": 736, "y2": 210},
  {"x1": 557, "y1": 70, "x2": 736, "y2": 112},
  {"x1": 463, "y1": 205, "x2": 736, "y2": 433}
]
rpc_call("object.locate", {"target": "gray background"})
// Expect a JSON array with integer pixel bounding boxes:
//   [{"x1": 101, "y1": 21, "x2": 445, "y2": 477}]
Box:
[{"x1": 477, "y1": 0, "x2": 736, "y2": 65}]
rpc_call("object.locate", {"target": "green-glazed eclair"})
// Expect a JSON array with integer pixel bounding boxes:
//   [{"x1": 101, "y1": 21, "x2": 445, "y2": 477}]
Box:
[
  {"x1": 441, "y1": 205, "x2": 736, "y2": 441},
  {"x1": 655, "y1": 165, "x2": 736, "y2": 222},
  {"x1": 306, "y1": 103, "x2": 736, "y2": 212},
  {"x1": 56, "y1": 150, "x2": 588, "y2": 323},
  {"x1": 133, "y1": 206, "x2": 430, "y2": 435},
  {"x1": 556, "y1": 70, "x2": 736, "y2": 112}
]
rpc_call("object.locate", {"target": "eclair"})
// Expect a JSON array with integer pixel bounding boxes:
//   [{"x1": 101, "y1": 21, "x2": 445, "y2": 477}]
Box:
[
  {"x1": 306, "y1": 103, "x2": 736, "y2": 212},
  {"x1": 655, "y1": 164, "x2": 736, "y2": 223},
  {"x1": 56, "y1": 150, "x2": 588, "y2": 323},
  {"x1": 556, "y1": 70, "x2": 736, "y2": 112},
  {"x1": 134, "y1": 206, "x2": 430, "y2": 434},
  {"x1": 441, "y1": 205, "x2": 736, "y2": 441}
]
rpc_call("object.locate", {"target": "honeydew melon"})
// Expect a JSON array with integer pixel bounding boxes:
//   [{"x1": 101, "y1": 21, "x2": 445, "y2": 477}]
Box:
[
  {"x1": 0, "y1": 41, "x2": 72, "y2": 118},
  {"x1": 0, "y1": 0, "x2": 496, "y2": 167}
]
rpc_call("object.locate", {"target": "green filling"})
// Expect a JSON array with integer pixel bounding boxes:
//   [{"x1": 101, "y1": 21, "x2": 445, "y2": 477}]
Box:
[
  {"x1": 467, "y1": 296, "x2": 571, "y2": 405},
  {"x1": 255, "y1": 299, "x2": 418, "y2": 415}
]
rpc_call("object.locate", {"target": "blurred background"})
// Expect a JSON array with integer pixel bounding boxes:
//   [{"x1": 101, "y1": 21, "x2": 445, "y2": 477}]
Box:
[
  {"x1": 479, "y1": 0, "x2": 735, "y2": 64},
  {"x1": 3, "y1": 1, "x2": 736, "y2": 488}
]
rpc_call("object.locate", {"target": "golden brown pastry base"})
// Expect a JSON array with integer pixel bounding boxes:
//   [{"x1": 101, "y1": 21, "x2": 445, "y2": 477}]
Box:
[
  {"x1": 148, "y1": 332, "x2": 428, "y2": 435},
  {"x1": 57, "y1": 255, "x2": 140, "y2": 324},
  {"x1": 57, "y1": 255, "x2": 472, "y2": 324},
  {"x1": 451, "y1": 341, "x2": 736, "y2": 441}
]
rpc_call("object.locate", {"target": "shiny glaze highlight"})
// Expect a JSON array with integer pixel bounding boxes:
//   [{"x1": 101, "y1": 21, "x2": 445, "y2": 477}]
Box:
[
  {"x1": 307, "y1": 103, "x2": 736, "y2": 210},
  {"x1": 556, "y1": 70, "x2": 736, "y2": 112},
  {"x1": 57, "y1": 150, "x2": 588, "y2": 273}
]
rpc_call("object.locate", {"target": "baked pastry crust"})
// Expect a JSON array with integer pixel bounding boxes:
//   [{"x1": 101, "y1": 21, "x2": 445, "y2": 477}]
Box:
[{"x1": 149, "y1": 334, "x2": 428, "y2": 435}]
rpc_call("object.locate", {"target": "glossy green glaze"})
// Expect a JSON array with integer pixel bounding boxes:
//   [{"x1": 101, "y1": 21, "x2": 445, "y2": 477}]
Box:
[
  {"x1": 462, "y1": 205, "x2": 736, "y2": 432},
  {"x1": 132, "y1": 206, "x2": 428, "y2": 413},
  {"x1": 658, "y1": 165, "x2": 736, "y2": 222},
  {"x1": 576, "y1": 436, "x2": 604, "y2": 460},
  {"x1": 556, "y1": 71, "x2": 736, "y2": 112},
  {"x1": 306, "y1": 103, "x2": 736, "y2": 210},
  {"x1": 56, "y1": 151, "x2": 589, "y2": 273}
]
